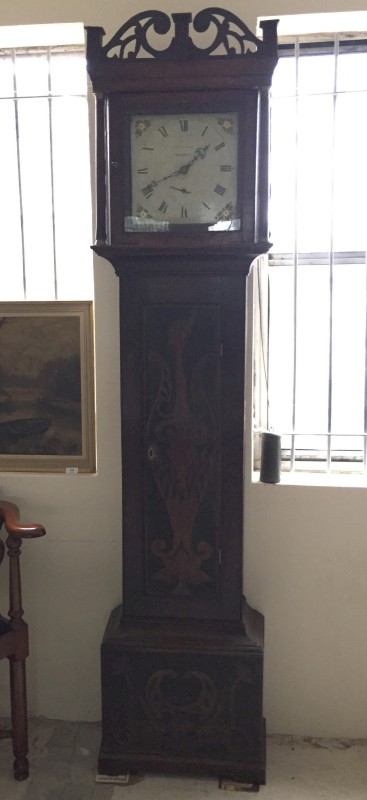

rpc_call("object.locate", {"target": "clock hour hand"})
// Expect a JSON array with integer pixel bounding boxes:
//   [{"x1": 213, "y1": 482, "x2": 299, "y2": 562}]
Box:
[
  {"x1": 151, "y1": 144, "x2": 210, "y2": 186},
  {"x1": 169, "y1": 186, "x2": 191, "y2": 194}
]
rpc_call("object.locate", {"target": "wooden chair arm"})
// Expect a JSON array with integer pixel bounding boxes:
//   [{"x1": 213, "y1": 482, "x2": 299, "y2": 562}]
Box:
[{"x1": 0, "y1": 501, "x2": 46, "y2": 540}]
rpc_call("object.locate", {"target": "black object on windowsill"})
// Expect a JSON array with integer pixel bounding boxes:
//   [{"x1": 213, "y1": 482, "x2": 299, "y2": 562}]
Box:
[{"x1": 260, "y1": 431, "x2": 281, "y2": 484}]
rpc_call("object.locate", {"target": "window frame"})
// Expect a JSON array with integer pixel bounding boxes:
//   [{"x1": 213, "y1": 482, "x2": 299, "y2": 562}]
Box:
[
  {"x1": 254, "y1": 34, "x2": 367, "y2": 476},
  {"x1": 0, "y1": 39, "x2": 93, "y2": 301}
]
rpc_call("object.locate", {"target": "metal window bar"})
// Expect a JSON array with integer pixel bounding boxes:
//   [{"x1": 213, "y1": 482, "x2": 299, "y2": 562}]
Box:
[
  {"x1": 11, "y1": 49, "x2": 27, "y2": 299},
  {"x1": 269, "y1": 251, "x2": 366, "y2": 266},
  {"x1": 266, "y1": 36, "x2": 367, "y2": 473},
  {"x1": 46, "y1": 47, "x2": 58, "y2": 299},
  {"x1": 364, "y1": 248, "x2": 367, "y2": 471},
  {"x1": 290, "y1": 38, "x2": 300, "y2": 471},
  {"x1": 326, "y1": 36, "x2": 339, "y2": 472},
  {"x1": 281, "y1": 432, "x2": 367, "y2": 467}
]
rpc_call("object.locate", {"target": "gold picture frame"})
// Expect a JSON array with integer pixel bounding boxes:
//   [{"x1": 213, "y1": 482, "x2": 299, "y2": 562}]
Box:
[{"x1": 0, "y1": 301, "x2": 95, "y2": 473}]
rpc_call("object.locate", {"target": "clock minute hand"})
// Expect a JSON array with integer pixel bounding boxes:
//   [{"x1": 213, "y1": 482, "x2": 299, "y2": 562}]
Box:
[
  {"x1": 175, "y1": 144, "x2": 210, "y2": 176},
  {"x1": 141, "y1": 146, "x2": 210, "y2": 197},
  {"x1": 154, "y1": 144, "x2": 211, "y2": 185}
]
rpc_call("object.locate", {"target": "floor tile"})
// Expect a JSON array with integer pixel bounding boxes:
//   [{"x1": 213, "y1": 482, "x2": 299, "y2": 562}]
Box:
[{"x1": 1, "y1": 718, "x2": 367, "y2": 800}]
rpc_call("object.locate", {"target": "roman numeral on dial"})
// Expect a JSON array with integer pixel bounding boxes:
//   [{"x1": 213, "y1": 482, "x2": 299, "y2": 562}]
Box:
[
  {"x1": 158, "y1": 126, "x2": 168, "y2": 137},
  {"x1": 180, "y1": 119, "x2": 188, "y2": 132},
  {"x1": 220, "y1": 165, "x2": 232, "y2": 172},
  {"x1": 214, "y1": 184, "x2": 226, "y2": 196},
  {"x1": 142, "y1": 184, "x2": 154, "y2": 198},
  {"x1": 158, "y1": 201, "x2": 168, "y2": 214}
]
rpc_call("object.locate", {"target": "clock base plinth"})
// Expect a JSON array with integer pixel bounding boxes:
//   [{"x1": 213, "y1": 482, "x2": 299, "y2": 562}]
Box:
[{"x1": 98, "y1": 605, "x2": 266, "y2": 785}]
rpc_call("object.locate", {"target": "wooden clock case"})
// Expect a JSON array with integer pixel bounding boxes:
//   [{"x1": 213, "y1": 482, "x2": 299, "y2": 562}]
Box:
[{"x1": 86, "y1": 9, "x2": 278, "y2": 787}]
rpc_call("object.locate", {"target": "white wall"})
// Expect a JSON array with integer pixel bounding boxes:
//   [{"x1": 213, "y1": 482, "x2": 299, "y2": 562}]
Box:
[{"x1": 1, "y1": 0, "x2": 367, "y2": 738}]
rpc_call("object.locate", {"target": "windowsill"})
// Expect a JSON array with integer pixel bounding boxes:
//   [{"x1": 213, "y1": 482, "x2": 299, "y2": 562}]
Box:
[{"x1": 252, "y1": 470, "x2": 367, "y2": 488}]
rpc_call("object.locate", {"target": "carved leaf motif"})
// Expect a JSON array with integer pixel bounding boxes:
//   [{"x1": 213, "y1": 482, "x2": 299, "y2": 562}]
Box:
[
  {"x1": 193, "y1": 8, "x2": 262, "y2": 55},
  {"x1": 102, "y1": 11, "x2": 171, "y2": 60},
  {"x1": 145, "y1": 668, "x2": 218, "y2": 718},
  {"x1": 145, "y1": 312, "x2": 219, "y2": 594}
]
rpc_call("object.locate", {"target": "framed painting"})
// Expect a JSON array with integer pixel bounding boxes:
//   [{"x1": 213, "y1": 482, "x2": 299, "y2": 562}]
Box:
[{"x1": 0, "y1": 301, "x2": 95, "y2": 472}]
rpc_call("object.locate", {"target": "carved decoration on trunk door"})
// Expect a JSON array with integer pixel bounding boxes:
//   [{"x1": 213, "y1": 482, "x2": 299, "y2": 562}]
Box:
[{"x1": 145, "y1": 308, "x2": 221, "y2": 596}]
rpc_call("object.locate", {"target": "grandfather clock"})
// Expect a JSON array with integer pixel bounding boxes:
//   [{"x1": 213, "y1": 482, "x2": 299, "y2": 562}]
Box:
[{"x1": 86, "y1": 9, "x2": 277, "y2": 787}]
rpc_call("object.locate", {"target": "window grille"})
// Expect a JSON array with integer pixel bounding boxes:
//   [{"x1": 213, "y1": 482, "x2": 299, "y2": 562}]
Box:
[
  {"x1": 0, "y1": 43, "x2": 93, "y2": 301},
  {"x1": 256, "y1": 36, "x2": 367, "y2": 474}
]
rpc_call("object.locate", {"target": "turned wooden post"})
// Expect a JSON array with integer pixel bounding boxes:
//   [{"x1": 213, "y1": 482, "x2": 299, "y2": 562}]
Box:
[{"x1": 0, "y1": 500, "x2": 45, "y2": 780}]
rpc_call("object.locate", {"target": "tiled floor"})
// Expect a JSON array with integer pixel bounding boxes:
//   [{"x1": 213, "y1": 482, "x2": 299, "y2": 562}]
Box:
[{"x1": 0, "y1": 719, "x2": 367, "y2": 799}]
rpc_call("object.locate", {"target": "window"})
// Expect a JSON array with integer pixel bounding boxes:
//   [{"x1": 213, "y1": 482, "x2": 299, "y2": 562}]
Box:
[
  {"x1": 0, "y1": 24, "x2": 93, "y2": 300},
  {"x1": 255, "y1": 22, "x2": 367, "y2": 474}
]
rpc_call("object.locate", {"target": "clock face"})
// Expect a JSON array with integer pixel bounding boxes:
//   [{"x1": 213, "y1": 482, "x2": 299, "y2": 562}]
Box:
[{"x1": 127, "y1": 112, "x2": 239, "y2": 231}]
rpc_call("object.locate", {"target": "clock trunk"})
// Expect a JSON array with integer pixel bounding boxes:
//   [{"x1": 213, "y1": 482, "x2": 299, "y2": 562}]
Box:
[{"x1": 119, "y1": 267, "x2": 246, "y2": 622}]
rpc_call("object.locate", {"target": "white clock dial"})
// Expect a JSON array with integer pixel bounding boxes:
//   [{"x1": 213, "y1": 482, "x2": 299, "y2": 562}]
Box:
[{"x1": 129, "y1": 112, "x2": 238, "y2": 228}]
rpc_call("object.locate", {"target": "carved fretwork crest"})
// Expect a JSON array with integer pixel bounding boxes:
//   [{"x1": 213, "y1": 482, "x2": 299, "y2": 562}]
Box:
[{"x1": 87, "y1": 8, "x2": 277, "y2": 65}]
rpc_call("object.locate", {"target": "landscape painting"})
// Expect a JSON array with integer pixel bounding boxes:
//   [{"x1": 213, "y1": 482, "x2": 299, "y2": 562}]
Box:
[{"x1": 0, "y1": 301, "x2": 95, "y2": 472}]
